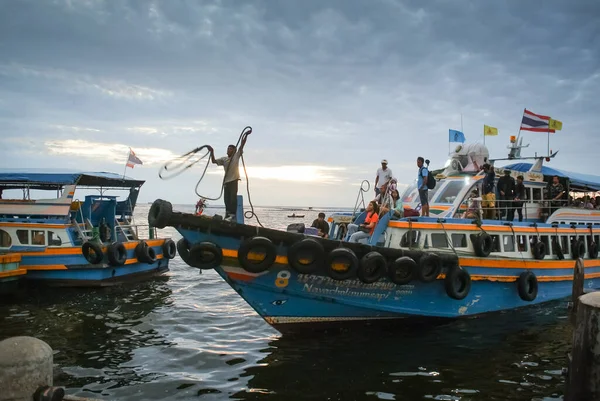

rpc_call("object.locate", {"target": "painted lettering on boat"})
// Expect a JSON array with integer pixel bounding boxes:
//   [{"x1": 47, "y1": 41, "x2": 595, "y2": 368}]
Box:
[
  {"x1": 302, "y1": 283, "x2": 391, "y2": 302},
  {"x1": 296, "y1": 274, "x2": 397, "y2": 290}
]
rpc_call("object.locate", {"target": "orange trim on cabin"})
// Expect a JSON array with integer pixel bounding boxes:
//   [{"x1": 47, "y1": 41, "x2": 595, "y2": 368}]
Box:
[
  {"x1": 459, "y1": 258, "x2": 600, "y2": 269},
  {"x1": 0, "y1": 223, "x2": 69, "y2": 229},
  {"x1": 0, "y1": 268, "x2": 27, "y2": 278},
  {"x1": 0, "y1": 254, "x2": 22, "y2": 263},
  {"x1": 387, "y1": 221, "x2": 597, "y2": 234}
]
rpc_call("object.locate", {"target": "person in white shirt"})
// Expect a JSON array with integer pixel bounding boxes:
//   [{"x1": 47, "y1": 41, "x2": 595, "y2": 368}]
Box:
[
  {"x1": 208, "y1": 136, "x2": 248, "y2": 220},
  {"x1": 374, "y1": 159, "x2": 393, "y2": 200}
]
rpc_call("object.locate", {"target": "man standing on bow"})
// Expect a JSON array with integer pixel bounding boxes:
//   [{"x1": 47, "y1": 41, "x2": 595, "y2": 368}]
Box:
[
  {"x1": 208, "y1": 135, "x2": 248, "y2": 220},
  {"x1": 375, "y1": 159, "x2": 393, "y2": 200}
]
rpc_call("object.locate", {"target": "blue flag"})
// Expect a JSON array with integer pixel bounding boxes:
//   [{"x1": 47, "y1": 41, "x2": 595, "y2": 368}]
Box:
[{"x1": 449, "y1": 129, "x2": 465, "y2": 143}]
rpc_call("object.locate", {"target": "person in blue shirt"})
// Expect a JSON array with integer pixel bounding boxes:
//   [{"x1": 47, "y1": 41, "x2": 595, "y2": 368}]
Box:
[{"x1": 417, "y1": 157, "x2": 429, "y2": 217}]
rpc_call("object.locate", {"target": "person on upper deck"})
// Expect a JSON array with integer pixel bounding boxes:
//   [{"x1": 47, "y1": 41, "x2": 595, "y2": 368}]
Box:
[
  {"x1": 417, "y1": 157, "x2": 430, "y2": 217},
  {"x1": 375, "y1": 160, "x2": 393, "y2": 200},
  {"x1": 481, "y1": 163, "x2": 496, "y2": 219},
  {"x1": 546, "y1": 175, "x2": 565, "y2": 215},
  {"x1": 498, "y1": 170, "x2": 516, "y2": 220},
  {"x1": 509, "y1": 175, "x2": 526, "y2": 222},
  {"x1": 380, "y1": 189, "x2": 403, "y2": 220}
]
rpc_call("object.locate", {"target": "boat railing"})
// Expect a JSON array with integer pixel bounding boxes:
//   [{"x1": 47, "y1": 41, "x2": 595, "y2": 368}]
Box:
[{"x1": 352, "y1": 180, "x2": 370, "y2": 219}]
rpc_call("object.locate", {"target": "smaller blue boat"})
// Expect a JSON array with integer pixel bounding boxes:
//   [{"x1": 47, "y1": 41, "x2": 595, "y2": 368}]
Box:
[
  {"x1": 0, "y1": 169, "x2": 176, "y2": 287},
  {"x1": 0, "y1": 254, "x2": 26, "y2": 294}
]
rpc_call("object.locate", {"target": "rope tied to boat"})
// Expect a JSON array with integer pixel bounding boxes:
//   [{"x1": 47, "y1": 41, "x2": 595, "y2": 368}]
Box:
[
  {"x1": 438, "y1": 218, "x2": 460, "y2": 261},
  {"x1": 158, "y1": 126, "x2": 264, "y2": 227}
]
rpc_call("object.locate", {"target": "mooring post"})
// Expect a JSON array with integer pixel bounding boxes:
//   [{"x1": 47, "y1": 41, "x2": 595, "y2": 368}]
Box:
[
  {"x1": 570, "y1": 257, "x2": 585, "y2": 326},
  {"x1": 565, "y1": 292, "x2": 600, "y2": 401}
]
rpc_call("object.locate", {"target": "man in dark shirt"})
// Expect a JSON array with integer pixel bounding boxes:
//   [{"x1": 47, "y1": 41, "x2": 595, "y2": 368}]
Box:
[
  {"x1": 481, "y1": 163, "x2": 496, "y2": 219},
  {"x1": 497, "y1": 170, "x2": 516, "y2": 220},
  {"x1": 311, "y1": 212, "x2": 330, "y2": 238},
  {"x1": 511, "y1": 175, "x2": 526, "y2": 222},
  {"x1": 547, "y1": 175, "x2": 565, "y2": 215}
]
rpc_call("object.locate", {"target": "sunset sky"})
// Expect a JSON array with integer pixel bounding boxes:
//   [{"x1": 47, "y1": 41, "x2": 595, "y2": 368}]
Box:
[{"x1": 1, "y1": 0, "x2": 598, "y2": 207}]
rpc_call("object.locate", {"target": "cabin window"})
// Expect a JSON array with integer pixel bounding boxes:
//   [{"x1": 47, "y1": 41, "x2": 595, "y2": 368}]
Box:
[
  {"x1": 491, "y1": 235, "x2": 501, "y2": 252},
  {"x1": 595, "y1": 235, "x2": 600, "y2": 245},
  {"x1": 451, "y1": 233, "x2": 467, "y2": 248},
  {"x1": 517, "y1": 235, "x2": 528, "y2": 252},
  {"x1": 400, "y1": 231, "x2": 420, "y2": 247},
  {"x1": 48, "y1": 231, "x2": 62, "y2": 246},
  {"x1": 32, "y1": 230, "x2": 45, "y2": 245},
  {"x1": 16, "y1": 230, "x2": 29, "y2": 245},
  {"x1": 532, "y1": 188, "x2": 542, "y2": 201},
  {"x1": 431, "y1": 233, "x2": 449, "y2": 248},
  {"x1": 0, "y1": 229, "x2": 11, "y2": 248},
  {"x1": 503, "y1": 235, "x2": 515, "y2": 252}
]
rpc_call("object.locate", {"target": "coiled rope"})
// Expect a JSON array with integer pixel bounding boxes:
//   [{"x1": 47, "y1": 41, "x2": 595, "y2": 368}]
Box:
[{"x1": 158, "y1": 126, "x2": 263, "y2": 227}]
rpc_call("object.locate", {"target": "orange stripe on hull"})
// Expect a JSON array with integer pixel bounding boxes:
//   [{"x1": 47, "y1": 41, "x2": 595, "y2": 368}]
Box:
[
  {"x1": 0, "y1": 254, "x2": 22, "y2": 263},
  {"x1": 26, "y1": 264, "x2": 68, "y2": 270},
  {"x1": 26, "y1": 239, "x2": 167, "y2": 256},
  {"x1": 387, "y1": 221, "x2": 599, "y2": 234},
  {"x1": 0, "y1": 268, "x2": 27, "y2": 278}
]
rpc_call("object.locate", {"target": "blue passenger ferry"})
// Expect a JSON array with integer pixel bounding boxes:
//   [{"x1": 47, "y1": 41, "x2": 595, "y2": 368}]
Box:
[
  {"x1": 0, "y1": 170, "x2": 176, "y2": 286},
  {"x1": 149, "y1": 137, "x2": 600, "y2": 332}
]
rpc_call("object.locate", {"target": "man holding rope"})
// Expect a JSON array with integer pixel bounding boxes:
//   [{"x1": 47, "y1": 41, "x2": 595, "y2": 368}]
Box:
[{"x1": 207, "y1": 134, "x2": 248, "y2": 221}]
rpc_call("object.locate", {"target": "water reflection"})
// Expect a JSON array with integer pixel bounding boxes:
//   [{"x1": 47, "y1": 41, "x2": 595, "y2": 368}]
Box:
[
  {"x1": 0, "y1": 278, "x2": 174, "y2": 396},
  {"x1": 234, "y1": 302, "x2": 570, "y2": 401}
]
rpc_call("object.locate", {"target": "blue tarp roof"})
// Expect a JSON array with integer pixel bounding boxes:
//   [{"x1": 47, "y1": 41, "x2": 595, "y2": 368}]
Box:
[
  {"x1": 503, "y1": 163, "x2": 600, "y2": 191},
  {"x1": 0, "y1": 169, "x2": 144, "y2": 189}
]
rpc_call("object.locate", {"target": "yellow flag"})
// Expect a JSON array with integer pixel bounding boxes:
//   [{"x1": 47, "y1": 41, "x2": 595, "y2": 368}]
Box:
[
  {"x1": 484, "y1": 125, "x2": 498, "y2": 136},
  {"x1": 548, "y1": 118, "x2": 563, "y2": 131}
]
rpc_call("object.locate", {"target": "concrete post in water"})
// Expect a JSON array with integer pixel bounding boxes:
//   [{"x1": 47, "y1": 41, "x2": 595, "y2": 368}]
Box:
[
  {"x1": 0, "y1": 336, "x2": 53, "y2": 401},
  {"x1": 565, "y1": 292, "x2": 600, "y2": 401},
  {"x1": 570, "y1": 257, "x2": 585, "y2": 326}
]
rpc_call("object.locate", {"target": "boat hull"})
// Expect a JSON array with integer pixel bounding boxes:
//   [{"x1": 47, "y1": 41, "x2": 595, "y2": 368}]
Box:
[
  {"x1": 16, "y1": 239, "x2": 171, "y2": 287},
  {"x1": 174, "y1": 220, "x2": 599, "y2": 330}
]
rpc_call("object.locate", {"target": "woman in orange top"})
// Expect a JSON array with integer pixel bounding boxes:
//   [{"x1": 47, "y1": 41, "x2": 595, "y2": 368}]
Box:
[{"x1": 349, "y1": 201, "x2": 380, "y2": 243}]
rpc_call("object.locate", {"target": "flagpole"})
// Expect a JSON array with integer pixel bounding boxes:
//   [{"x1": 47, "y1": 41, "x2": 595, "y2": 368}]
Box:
[
  {"x1": 122, "y1": 148, "x2": 130, "y2": 179},
  {"x1": 516, "y1": 107, "x2": 525, "y2": 142}
]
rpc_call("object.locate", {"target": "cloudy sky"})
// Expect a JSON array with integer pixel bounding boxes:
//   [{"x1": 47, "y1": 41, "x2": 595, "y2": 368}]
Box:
[{"x1": 1, "y1": 0, "x2": 598, "y2": 207}]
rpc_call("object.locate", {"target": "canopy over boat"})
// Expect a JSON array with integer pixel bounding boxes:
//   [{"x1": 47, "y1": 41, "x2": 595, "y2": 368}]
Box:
[
  {"x1": 503, "y1": 163, "x2": 600, "y2": 192},
  {"x1": 0, "y1": 169, "x2": 144, "y2": 190}
]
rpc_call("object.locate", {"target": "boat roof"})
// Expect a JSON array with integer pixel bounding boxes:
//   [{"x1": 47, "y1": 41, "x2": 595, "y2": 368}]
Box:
[
  {"x1": 0, "y1": 169, "x2": 144, "y2": 190},
  {"x1": 504, "y1": 163, "x2": 600, "y2": 192}
]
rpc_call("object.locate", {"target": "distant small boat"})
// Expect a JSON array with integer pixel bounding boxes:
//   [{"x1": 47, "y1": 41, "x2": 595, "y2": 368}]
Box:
[{"x1": 287, "y1": 213, "x2": 304, "y2": 218}]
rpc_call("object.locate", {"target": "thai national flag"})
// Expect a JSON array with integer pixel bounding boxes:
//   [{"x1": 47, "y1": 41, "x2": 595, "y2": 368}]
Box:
[
  {"x1": 126, "y1": 149, "x2": 143, "y2": 168},
  {"x1": 520, "y1": 109, "x2": 555, "y2": 133}
]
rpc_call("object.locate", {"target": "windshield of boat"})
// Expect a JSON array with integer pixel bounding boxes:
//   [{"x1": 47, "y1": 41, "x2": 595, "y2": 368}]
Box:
[
  {"x1": 432, "y1": 179, "x2": 470, "y2": 204},
  {"x1": 400, "y1": 181, "x2": 442, "y2": 203}
]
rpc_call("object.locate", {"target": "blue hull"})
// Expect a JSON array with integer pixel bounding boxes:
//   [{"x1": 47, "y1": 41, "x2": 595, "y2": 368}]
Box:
[
  {"x1": 177, "y1": 226, "x2": 600, "y2": 329},
  {"x1": 18, "y1": 241, "x2": 171, "y2": 287}
]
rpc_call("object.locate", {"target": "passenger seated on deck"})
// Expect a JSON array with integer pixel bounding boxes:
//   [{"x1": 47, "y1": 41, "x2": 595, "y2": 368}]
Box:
[
  {"x1": 462, "y1": 189, "x2": 482, "y2": 220},
  {"x1": 32, "y1": 232, "x2": 45, "y2": 245},
  {"x1": 380, "y1": 189, "x2": 403, "y2": 220},
  {"x1": 311, "y1": 212, "x2": 330, "y2": 238},
  {"x1": 347, "y1": 201, "x2": 380, "y2": 243}
]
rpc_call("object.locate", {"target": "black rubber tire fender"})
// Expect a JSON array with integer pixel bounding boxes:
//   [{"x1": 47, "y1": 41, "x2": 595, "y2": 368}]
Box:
[
  {"x1": 553, "y1": 238, "x2": 564, "y2": 260},
  {"x1": 188, "y1": 242, "x2": 223, "y2": 270},
  {"x1": 287, "y1": 238, "x2": 325, "y2": 274},
  {"x1": 532, "y1": 241, "x2": 546, "y2": 260},
  {"x1": 388, "y1": 256, "x2": 416, "y2": 285},
  {"x1": 177, "y1": 238, "x2": 192, "y2": 265},
  {"x1": 417, "y1": 253, "x2": 442, "y2": 283},
  {"x1": 162, "y1": 239, "x2": 177, "y2": 259},
  {"x1": 517, "y1": 271, "x2": 538, "y2": 302},
  {"x1": 238, "y1": 236, "x2": 277, "y2": 273},
  {"x1": 107, "y1": 242, "x2": 127, "y2": 266},
  {"x1": 357, "y1": 251, "x2": 387, "y2": 284},
  {"x1": 572, "y1": 239, "x2": 586, "y2": 259},
  {"x1": 471, "y1": 233, "x2": 493, "y2": 257},
  {"x1": 148, "y1": 199, "x2": 173, "y2": 229},
  {"x1": 589, "y1": 241, "x2": 599, "y2": 259},
  {"x1": 135, "y1": 241, "x2": 157, "y2": 264},
  {"x1": 326, "y1": 247, "x2": 359, "y2": 281},
  {"x1": 82, "y1": 241, "x2": 103, "y2": 264},
  {"x1": 445, "y1": 266, "x2": 472, "y2": 300}
]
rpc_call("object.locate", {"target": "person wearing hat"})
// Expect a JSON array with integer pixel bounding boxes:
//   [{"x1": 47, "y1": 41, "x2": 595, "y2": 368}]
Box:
[
  {"x1": 497, "y1": 169, "x2": 516, "y2": 220},
  {"x1": 375, "y1": 159, "x2": 393, "y2": 200}
]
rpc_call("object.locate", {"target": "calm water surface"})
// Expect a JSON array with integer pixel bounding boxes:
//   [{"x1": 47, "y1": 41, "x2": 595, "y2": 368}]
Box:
[{"x1": 0, "y1": 205, "x2": 571, "y2": 400}]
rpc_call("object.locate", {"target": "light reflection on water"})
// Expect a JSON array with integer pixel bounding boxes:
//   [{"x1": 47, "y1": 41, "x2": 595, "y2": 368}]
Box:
[{"x1": 0, "y1": 205, "x2": 571, "y2": 400}]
